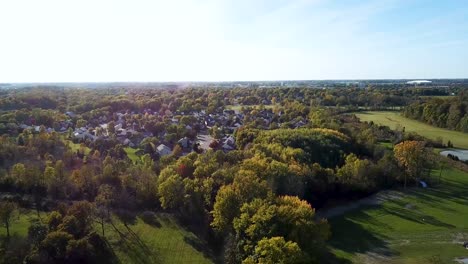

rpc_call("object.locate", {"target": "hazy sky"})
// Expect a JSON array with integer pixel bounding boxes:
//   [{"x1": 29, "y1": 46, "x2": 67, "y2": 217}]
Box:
[{"x1": 1, "y1": 0, "x2": 467, "y2": 82}]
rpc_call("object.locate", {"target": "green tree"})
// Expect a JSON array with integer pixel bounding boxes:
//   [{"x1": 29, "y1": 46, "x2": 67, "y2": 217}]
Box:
[
  {"x1": 211, "y1": 185, "x2": 241, "y2": 232},
  {"x1": 158, "y1": 174, "x2": 185, "y2": 209},
  {"x1": 242, "y1": 237, "x2": 303, "y2": 264},
  {"x1": 39, "y1": 231, "x2": 73, "y2": 260},
  {"x1": 0, "y1": 201, "x2": 17, "y2": 239},
  {"x1": 95, "y1": 185, "x2": 114, "y2": 237}
]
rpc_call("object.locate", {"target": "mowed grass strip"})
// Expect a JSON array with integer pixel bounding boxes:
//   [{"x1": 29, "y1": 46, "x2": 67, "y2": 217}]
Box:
[
  {"x1": 329, "y1": 168, "x2": 468, "y2": 264},
  {"x1": 355, "y1": 111, "x2": 468, "y2": 149},
  {"x1": 104, "y1": 213, "x2": 213, "y2": 264},
  {"x1": 0, "y1": 210, "x2": 212, "y2": 264}
]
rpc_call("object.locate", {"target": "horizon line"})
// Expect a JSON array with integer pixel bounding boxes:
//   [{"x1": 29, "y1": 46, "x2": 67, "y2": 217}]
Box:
[{"x1": 1, "y1": 78, "x2": 468, "y2": 84}]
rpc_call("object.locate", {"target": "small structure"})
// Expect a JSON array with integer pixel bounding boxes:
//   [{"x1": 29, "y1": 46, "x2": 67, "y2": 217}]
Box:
[
  {"x1": 406, "y1": 80, "x2": 432, "y2": 86},
  {"x1": 419, "y1": 181, "x2": 427, "y2": 188},
  {"x1": 157, "y1": 144, "x2": 172, "y2": 156},
  {"x1": 178, "y1": 137, "x2": 190, "y2": 149}
]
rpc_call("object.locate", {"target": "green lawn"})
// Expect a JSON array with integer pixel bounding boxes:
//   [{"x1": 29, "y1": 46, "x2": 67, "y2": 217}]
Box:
[
  {"x1": 329, "y1": 168, "x2": 468, "y2": 263},
  {"x1": 355, "y1": 111, "x2": 468, "y2": 149},
  {"x1": 125, "y1": 147, "x2": 140, "y2": 164},
  {"x1": 64, "y1": 139, "x2": 91, "y2": 155},
  {"x1": 0, "y1": 210, "x2": 42, "y2": 238},
  {"x1": 419, "y1": 96, "x2": 456, "y2": 99},
  {"x1": 104, "y1": 213, "x2": 213, "y2": 264},
  {"x1": 0, "y1": 210, "x2": 212, "y2": 264}
]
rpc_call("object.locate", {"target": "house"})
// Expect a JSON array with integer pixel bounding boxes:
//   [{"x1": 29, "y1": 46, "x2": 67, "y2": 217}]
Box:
[
  {"x1": 224, "y1": 136, "x2": 235, "y2": 146},
  {"x1": 123, "y1": 138, "x2": 131, "y2": 145},
  {"x1": 74, "y1": 131, "x2": 96, "y2": 141},
  {"x1": 294, "y1": 120, "x2": 306, "y2": 128},
  {"x1": 65, "y1": 111, "x2": 76, "y2": 118},
  {"x1": 157, "y1": 144, "x2": 172, "y2": 156},
  {"x1": 222, "y1": 143, "x2": 235, "y2": 151},
  {"x1": 178, "y1": 137, "x2": 190, "y2": 149}
]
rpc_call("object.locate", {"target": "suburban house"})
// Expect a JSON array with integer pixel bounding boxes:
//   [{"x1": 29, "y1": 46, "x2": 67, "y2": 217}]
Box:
[{"x1": 157, "y1": 144, "x2": 172, "y2": 156}]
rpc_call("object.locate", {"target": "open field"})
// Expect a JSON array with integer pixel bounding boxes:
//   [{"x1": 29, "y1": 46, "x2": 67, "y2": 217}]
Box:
[
  {"x1": 419, "y1": 96, "x2": 456, "y2": 99},
  {"x1": 105, "y1": 213, "x2": 213, "y2": 264},
  {"x1": 125, "y1": 147, "x2": 140, "y2": 164},
  {"x1": 64, "y1": 138, "x2": 91, "y2": 155},
  {"x1": 0, "y1": 210, "x2": 41, "y2": 238},
  {"x1": 329, "y1": 168, "x2": 468, "y2": 263},
  {"x1": 0, "y1": 211, "x2": 212, "y2": 264},
  {"x1": 355, "y1": 111, "x2": 468, "y2": 149}
]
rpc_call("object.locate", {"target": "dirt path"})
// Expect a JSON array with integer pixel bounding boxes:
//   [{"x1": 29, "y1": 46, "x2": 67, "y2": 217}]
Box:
[{"x1": 316, "y1": 190, "x2": 405, "y2": 219}]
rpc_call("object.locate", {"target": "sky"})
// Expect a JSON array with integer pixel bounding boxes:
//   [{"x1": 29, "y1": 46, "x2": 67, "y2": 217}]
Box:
[{"x1": 0, "y1": 0, "x2": 467, "y2": 82}]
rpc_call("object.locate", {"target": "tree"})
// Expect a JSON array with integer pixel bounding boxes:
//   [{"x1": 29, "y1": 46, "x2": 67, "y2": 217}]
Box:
[
  {"x1": 28, "y1": 219, "x2": 47, "y2": 246},
  {"x1": 234, "y1": 196, "x2": 329, "y2": 260},
  {"x1": 172, "y1": 144, "x2": 183, "y2": 157},
  {"x1": 211, "y1": 185, "x2": 241, "y2": 232},
  {"x1": 107, "y1": 121, "x2": 116, "y2": 135},
  {"x1": 11, "y1": 163, "x2": 29, "y2": 189},
  {"x1": 209, "y1": 140, "x2": 220, "y2": 150},
  {"x1": 47, "y1": 211, "x2": 63, "y2": 231},
  {"x1": 66, "y1": 201, "x2": 95, "y2": 237},
  {"x1": 336, "y1": 154, "x2": 372, "y2": 191},
  {"x1": 158, "y1": 174, "x2": 185, "y2": 209},
  {"x1": 212, "y1": 170, "x2": 270, "y2": 233},
  {"x1": 39, "y1": 231, "x2": 73, "y2": 261},
  {"x1": 94, "y1": 185, "x2": 114, "y2": 237},
  {"x1": 0, "y1": 201, "x2": 17, "y2": 239},
  {"x1": 394, "y1": 141, "x2": 428, "y2": 189},
  {"x1": 242, "y1": 237, "x2": 303, "y2": 264}
]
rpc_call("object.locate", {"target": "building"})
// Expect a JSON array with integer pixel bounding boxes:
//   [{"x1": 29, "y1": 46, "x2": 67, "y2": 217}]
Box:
[
  {"x1": 157, "y1": 144, "x2": 172, "y2": 156},
  {"x1": 406, "y1": 80, "x2": 432, "y2": 85}
]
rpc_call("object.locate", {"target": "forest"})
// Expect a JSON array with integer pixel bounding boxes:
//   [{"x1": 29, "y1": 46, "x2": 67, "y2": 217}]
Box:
[
  {"x1": 0, "y1": 84, "x2": 466, "y2": 263},
  {"x1": 403, "y1": 95, "x2": 468, "y2": 133}
]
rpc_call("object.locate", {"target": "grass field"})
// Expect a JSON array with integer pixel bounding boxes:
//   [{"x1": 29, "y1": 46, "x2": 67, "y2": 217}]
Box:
[
  {"x1": 330, "y1": 167, "x2": 468, "y2": 263},
  {"x1": 0, "y1": 210, "x2": 42, "y2": 238},
  {"x1": 105, "y1": 213, "x2": 213, "y2": 264},
  {"x1": 64, "y1": 138, "x2": 91, "y2": 155},
  {"x1": 125, "y1": 147, "x2": 140, "y2": 164},
  {"x1": 419, "y1": 96, "x2": 456, "y2": 99},
  {"x1": 355, "y1": 111, "x2": 468, "y2": 149},
  {"x1": 0, "y1": 211, "x2": 212, "y2": 264}
]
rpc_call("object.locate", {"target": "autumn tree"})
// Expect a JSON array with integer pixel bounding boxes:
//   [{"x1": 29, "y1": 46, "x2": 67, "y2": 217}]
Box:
[
  {"x1": 394, "y1": 141, "x2": 429, "y2": 189},
  {"x1": 211, "y1": 170, "x2": 270, "y2": 233},
  {"x1": 172, "y1": 144, "x2": 183, "y2": 157}
]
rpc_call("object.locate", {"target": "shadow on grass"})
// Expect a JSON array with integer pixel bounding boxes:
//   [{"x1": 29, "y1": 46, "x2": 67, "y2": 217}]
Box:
[
  {"x1": 109, "y1": 221, "x2": 161, "y2": 264},
  {"x1": 140, "y1": 211, "x2": 162, "y2": 228},
  {"x1": 183, "y1": 235, "x2": 214, "y2": 259},
  {"x1": 329, "y1": 211, "x2": 394, "y2": 258},
  {"x1": 382, "y1": 205, "x2": 455, "y2": 229}
]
